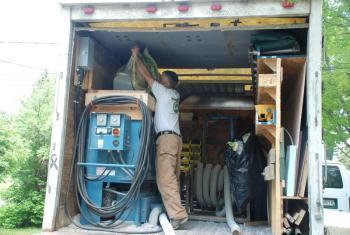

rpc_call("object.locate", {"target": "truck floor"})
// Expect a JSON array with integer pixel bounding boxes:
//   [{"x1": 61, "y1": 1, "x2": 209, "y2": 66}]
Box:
[{"x1": 42, "y1": 220, "x2": 272, "y2": 235}]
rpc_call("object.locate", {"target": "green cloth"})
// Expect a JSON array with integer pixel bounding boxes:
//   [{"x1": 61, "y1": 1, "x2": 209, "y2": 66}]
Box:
[
  {"x1": 131, "y1": 48, "x2": 160, "y2": 90},
  {"x1": 227, "y1": 141, "x2": 239, "y2": 151},
  {"x1": 251, "y1": 32, "x2": 298, "y2": 53}
]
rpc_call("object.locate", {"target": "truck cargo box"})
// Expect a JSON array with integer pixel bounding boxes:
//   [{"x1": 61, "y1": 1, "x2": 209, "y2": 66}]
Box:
[{"x1": 43, "y1": 1, "x2": 324, "y2": 234}]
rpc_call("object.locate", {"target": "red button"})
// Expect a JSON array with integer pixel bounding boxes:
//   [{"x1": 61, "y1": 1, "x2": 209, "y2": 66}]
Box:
[{"x1": 112, "y1": 128, "x2": 120, "y2": 136}]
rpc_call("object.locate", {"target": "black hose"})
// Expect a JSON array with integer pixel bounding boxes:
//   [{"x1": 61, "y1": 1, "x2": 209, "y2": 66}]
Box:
[
  {"x1": 73, "y1": 67, "x2": 86, "y2": 135},
  {"x1": 64, "y1": 95, "x2": 161, "y2": 233}
]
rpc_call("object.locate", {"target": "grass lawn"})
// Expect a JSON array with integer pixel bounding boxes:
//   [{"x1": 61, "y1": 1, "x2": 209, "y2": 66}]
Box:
[{"x1": 0, "y1": 227, "x2": 41, "y2": 235}]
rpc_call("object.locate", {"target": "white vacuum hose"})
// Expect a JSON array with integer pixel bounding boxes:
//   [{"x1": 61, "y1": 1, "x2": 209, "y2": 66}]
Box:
[
  {"x1": 224, "y1": 166, "x2": 240, "y2": 235},
  {"x1": 210, "y1": 164, "x2": 222, "y2": 207},
  {"x1": 195, "y1": 162, "x2": 205, "y2": 206},
  {"x1": 149, "y1": 206, "x2": 162, "y2": 226},
  {"x1": 203, "y1": 163, "x2": 213, "y2": 207},
  {"x1": 159, "y1": 213, "x2": 176, "y2": 235}
]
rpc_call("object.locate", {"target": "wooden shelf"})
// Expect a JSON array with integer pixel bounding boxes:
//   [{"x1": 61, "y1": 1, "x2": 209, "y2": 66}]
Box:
[
  {"x1": 256, "y1": 73, "x2": 278, "y2": 104},
  {"x1": 282, "y1": 196, "x2": 308, "y2": 201},
  {"x1": 255, "y1": 124, "x2": 276, "y2": 144}
]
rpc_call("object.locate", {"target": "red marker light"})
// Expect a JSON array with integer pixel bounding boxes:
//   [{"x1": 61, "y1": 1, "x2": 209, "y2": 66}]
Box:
[
  {"x1": 211, "y1": 3, "x2": 222, "y2": 11},
  {"x1": 178, "y1": 4, "x2": 190, "y2": 12},
  {"x1": 282, "y1": 1, "x2": 295, "y2": 9},
  {"x1": 82, "y1": 5, "x2": 95, "y2": 15},
  {"x1": 146, "y1": 5, "x2": 157, "y2": 13}
]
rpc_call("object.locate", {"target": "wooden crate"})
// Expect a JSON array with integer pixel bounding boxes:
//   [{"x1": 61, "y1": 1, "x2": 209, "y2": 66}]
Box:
[{"x1": 85, "y1": 90, "x2": 156, "y2": 120}]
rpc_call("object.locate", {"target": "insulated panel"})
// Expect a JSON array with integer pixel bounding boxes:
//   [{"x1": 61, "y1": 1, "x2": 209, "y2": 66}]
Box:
[{"x1": 86, "y1": 30, "x2": 254, "y2": 68}]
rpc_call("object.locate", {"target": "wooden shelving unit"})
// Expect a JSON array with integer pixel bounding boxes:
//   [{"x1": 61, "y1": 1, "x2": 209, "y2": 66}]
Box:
[
  {"x1": 256, "y1": 57, "x2": 309, "y2": 234},
  {"x1": 255, "y1": 58, "x2": 282, "y2": 235}
]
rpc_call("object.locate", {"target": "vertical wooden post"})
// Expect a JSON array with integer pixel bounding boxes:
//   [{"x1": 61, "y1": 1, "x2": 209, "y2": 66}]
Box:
[{"x1": 271, "y1": 58, "x2": 282, "y2": 235}]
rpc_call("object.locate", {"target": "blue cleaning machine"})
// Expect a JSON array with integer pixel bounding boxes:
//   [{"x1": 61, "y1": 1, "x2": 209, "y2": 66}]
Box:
[{"x1": 79, "y1": 112, "x2": 160, "y2": 225}]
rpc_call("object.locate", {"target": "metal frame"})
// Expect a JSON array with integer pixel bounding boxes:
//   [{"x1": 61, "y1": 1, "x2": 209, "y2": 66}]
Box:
[
  {"x1": 63, "y1": 1, "x2": 310, "y2": 22},
  {"x1": 307, "y1": 0, "x2": 324, "y2": 234}
]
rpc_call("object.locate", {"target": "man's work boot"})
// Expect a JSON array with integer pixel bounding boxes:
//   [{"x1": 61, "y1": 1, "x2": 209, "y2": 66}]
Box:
[{"x1": 171, "y1": 216, "x2": 189, "y2": 230}]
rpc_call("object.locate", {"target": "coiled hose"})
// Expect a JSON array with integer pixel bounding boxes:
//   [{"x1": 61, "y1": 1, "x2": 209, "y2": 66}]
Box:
[
  {"x1": 210, "y1": 164, "x2": 223, "y2": 208},
  {"x1": 195, "y1": 163, "x2": 224, "y2": 210},
  {"x1": 64, "y1": 95, "x2": 161, "y2": 233},
  {"x1": 195, "y1": 162, "x2": 205, "y2": 207},
  {"x1": 203, "y1": 163, "x2": 213, "y2": 207}
]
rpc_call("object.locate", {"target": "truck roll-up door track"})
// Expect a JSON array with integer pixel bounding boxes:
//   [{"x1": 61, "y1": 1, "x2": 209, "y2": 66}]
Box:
[{"x1": 88, "y1": 17, "x2": 307, "y2": 30}]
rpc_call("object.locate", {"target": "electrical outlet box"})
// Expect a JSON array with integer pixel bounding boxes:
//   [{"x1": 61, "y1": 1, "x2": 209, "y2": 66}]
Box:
[{"x1": 77, "y1": 37, "x2": 94, "y2": 69}]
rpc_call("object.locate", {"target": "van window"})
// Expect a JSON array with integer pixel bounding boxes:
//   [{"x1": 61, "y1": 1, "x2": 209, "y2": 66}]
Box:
[{"x1": 323, "y1": 165, "x2": 343, "y2": 189}]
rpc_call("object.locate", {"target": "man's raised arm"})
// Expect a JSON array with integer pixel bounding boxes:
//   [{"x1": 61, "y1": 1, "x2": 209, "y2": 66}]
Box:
[{"x1": 131, "y1": 45, "x2": 155, "y2": 87}]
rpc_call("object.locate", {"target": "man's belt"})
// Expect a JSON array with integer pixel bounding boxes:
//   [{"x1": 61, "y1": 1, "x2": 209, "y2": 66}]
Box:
[{"x1": 156, "y1": 130, "x2": 181, "y2": 139}]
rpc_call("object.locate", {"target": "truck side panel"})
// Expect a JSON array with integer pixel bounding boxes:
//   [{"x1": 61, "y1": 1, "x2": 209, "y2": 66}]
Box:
[
  {"x1": 42, "y1": 8, "x2": 74, "y2": 232},
  {"x1": 307, "y1": 0, "x2": 324, "y2": 234},
  {"x1": 68, "y1": 1, "x2": 310, "y2": 21}
]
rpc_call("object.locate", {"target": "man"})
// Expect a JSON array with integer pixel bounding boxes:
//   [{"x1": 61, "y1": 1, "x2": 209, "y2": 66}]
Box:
[{"x1": 131, "y1": 46, "x2": 188, "y2": 229}]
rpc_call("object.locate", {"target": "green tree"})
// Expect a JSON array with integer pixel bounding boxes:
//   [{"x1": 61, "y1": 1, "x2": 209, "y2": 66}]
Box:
[
  {"x1": 0, "y1": 72, "x2": 55, "y2": 228},
  {"x1": 323, "y1": 0, "x2": 350, "y2": 163},
  {"x1": 0, "y1": 113, "x2": 14, "y2": 181}
]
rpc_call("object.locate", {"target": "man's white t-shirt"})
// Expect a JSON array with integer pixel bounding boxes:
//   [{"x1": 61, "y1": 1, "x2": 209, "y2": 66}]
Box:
[{"x1": 151, "y1": 81, "x2": 180, "y2": 134}]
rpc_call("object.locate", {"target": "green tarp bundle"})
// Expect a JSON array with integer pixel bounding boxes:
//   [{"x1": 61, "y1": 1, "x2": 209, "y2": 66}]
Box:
[
  {"x1": 131, "y1": 48, "x2": 160, "y2": 90},
  {"x1": 251, "y1": 32, "x2": 298, "y2": 53}
]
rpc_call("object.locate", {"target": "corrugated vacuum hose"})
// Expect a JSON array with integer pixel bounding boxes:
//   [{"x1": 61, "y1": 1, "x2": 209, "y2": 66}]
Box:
[
  {"x1": 195, "y1": 162, "x2": 205, "y2": 206},
  {"x1": 159, "y1": 213, "x2": 176, "y2": 235},
  {"x1": 210, "y1": 164, "x2": 224, "y2": 208},
  {"x1": 203, "y1": 163, "x2": 213, "y2": 207},
  {"x1": 194, "y1": 164, "x2": 240, "y2": 234},
  {"x1": 224, "y1": 166, "x2": 240, "y2": 235},
  {"x1": 195, "y1": 163, "x2": 224, "y2": 210},
  {"x1": 149, "y1": 207, "x2": 176, "y2": 235}
]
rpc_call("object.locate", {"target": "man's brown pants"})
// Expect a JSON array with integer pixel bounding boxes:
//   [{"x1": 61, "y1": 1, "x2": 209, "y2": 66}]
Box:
[{"x1": 156, "y1": 134, "x2": 188, "y2": 220}]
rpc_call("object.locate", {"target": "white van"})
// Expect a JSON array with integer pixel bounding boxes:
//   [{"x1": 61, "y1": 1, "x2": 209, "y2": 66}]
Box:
[{"x1": 323, "y1": 161, "x2": 350, "y2": 212}]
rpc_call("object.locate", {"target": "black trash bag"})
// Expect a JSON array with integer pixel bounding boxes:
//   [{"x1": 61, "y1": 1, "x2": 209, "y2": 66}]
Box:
[{"x1": 224, "y1": 132, "x2": 267, "y2": 214}]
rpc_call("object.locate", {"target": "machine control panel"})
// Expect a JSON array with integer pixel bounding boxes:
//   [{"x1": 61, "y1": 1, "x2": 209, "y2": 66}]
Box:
[{"x1": 88, "y1": 113, "x2": 130, "y2": 151}]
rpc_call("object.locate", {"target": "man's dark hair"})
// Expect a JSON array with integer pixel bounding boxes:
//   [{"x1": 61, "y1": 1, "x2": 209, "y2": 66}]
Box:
[{"x1": 163, "y1": 70, "x2": 178, "y2": 88}]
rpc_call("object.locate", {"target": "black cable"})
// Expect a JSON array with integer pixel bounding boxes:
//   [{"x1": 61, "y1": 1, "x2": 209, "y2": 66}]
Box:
[
  {"x1": 77, "y1": 97, "x2": 149, "y2": 219},
  {"x1": 65, "y1": 95, "x2": 161, "y2": 233},
  {"x1": 84, "y1": 166, "x2": 113, "y2": 181},
  {"x1": 73, "y1": 67, "x2": 86, "y2": 135}
]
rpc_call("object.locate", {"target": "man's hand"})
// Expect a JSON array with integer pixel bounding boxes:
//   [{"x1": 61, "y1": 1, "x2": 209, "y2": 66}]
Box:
[
  {"x1": 131, "y1": 45, "x2": 155, "y2": 87},
  {"x1": 131, "y1": 45, "x2": 140, "y2": 57}
]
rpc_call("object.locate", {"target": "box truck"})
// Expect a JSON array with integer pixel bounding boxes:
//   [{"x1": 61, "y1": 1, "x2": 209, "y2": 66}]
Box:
[{"x1": 42, "y1": 1, "x2": 324, "y2": 234}]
